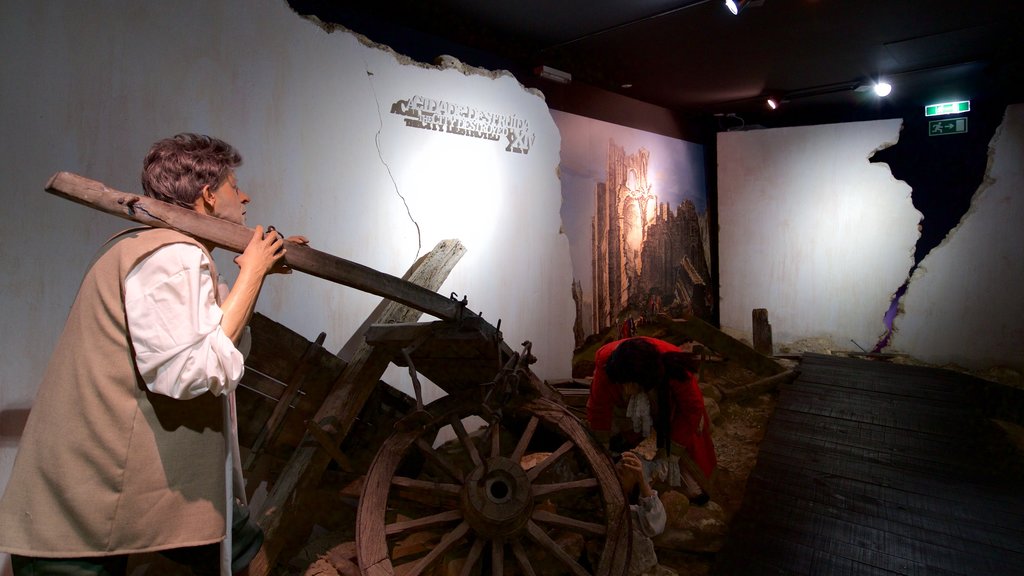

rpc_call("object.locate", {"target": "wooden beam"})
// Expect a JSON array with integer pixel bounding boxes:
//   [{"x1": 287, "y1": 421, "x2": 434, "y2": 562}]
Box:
[
  {"x1": 718, "y1": 369, "x2": 798, "y2": 402},
  {"x1": 653, "y1": 314, "x2": 786, "y2": 377},
  {"x1": 45, "y1": 172, "x2": 474, "y2": 322},
  {"x1": 247, "y1": 239, "x2": 467, "y2": 575},
  {"x1": 362, "y1": 317, "x2": 498, "y2": 348}
]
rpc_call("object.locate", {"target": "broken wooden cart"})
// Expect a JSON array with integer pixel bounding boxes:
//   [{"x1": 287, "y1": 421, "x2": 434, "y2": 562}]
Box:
[{"x1": 47, "y1": 172, "x2": 632, "y2": 576}]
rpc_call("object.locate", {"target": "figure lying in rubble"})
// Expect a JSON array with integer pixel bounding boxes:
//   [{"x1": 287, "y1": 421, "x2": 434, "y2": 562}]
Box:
[
  {"x1": 617, "y1": 450, "x2": 670, "y2": 575},
  {"x1": 587, "y1": 336, "x2": 717, "y2": 505}
]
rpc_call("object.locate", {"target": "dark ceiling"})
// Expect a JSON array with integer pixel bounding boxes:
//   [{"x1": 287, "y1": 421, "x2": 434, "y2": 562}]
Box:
[{"x1": 289, "y1": 0, "x2": 1024, "y2": 129}]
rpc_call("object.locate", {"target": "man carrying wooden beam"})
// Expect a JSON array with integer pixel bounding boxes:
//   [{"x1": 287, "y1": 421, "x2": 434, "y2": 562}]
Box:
[{"x1": 0, "y1": 133, "x2": 307, "y2": 576}]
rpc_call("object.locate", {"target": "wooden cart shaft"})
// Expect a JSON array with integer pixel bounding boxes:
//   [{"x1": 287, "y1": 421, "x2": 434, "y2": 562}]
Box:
[{"x1": 45, "y1": 171, "x2": 477, "y2": 323}]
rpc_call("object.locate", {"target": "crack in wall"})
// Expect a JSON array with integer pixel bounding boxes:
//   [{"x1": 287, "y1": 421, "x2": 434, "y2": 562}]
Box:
[
  {"x1": 869, "y1": 104, "x2": 1006, "y2": 352},
  {"x1": 365, "y1": 64, "x2": 423, "y2": 259}
]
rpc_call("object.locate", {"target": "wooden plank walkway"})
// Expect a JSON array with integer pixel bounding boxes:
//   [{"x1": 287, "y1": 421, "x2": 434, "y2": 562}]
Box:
[{"x1": 713, "y1": 353, "x2": 1024, "y2": 575}]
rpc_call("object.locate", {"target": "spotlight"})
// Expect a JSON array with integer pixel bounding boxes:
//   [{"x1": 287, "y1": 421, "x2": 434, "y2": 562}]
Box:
[
  {"x1": 725, "y1": 0, "x2": 764, "y2": 15},
  {"x1": 855, "y1": 80, "x2": 894, "y2": 97},
  {"x1": 766, "y1": 97, "x2": 778, "y2": 110}
]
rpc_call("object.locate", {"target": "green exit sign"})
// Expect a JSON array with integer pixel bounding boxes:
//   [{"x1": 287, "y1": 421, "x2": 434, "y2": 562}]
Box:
[
  {"x1": 925, "y1": 101, "x2": 970, "y2": 116},
  {"x1": 929, "y1": 117, "x2": 968, "y2": 136}
]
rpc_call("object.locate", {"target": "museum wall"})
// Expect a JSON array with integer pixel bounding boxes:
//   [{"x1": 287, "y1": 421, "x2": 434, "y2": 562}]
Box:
[
  {"x1": 717, "y1": 108, "x2": 1023, "y2": 371},
  {"x1": 897, "y1": 104, "x2": 1024, "y2": 370},
  {"x1": 0, "y1": 0, "x2": 575, "y2": 534}
]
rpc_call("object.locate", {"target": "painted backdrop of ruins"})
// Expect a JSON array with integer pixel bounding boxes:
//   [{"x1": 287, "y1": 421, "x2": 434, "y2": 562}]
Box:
[{"x1": 552, "y1": 111, "x2": 711, "y2": 350}]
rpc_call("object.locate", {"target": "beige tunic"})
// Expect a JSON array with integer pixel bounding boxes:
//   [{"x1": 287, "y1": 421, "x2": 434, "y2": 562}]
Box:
[{"x1": 0, "y1": 228, "x2": 227, "y2": 557}]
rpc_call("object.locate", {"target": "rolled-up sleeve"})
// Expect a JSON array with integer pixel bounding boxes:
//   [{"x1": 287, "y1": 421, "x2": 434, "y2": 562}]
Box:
[
  {"x1": 126, "y1": 243, "x2": 244, "y2": 399},
  {"x1": 635, "y1": 491, "x2": 667, "y2": 537}
]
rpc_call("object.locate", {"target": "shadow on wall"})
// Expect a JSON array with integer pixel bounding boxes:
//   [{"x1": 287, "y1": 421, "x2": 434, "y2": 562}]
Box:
[
  {"x1": 0, "y1": 410, "x2": 25, "y2": 575},
  {"x1": 0, "y1": 409, "x2": 30, "y2": 446}
]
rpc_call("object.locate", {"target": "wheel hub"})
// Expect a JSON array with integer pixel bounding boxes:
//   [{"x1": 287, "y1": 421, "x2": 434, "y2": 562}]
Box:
[{"x1": 461, "y1": 456, "x2": 533, "y2": 538}]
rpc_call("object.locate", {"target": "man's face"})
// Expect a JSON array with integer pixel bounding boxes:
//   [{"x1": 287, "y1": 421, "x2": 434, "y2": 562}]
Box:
[{"x1": 208, "y1": 171, "x2": 249, "y2": 225}]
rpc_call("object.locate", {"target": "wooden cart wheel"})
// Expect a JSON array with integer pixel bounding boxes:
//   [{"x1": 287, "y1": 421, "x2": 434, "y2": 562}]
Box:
[{"x1": 356, "y1": 393, "x2": 631, "y2": 576}]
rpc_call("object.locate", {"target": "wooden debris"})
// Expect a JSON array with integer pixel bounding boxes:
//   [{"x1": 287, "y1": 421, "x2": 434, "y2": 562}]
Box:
[
  {"x1": 652, "y1": 314, "x2": 786, "y2": 378},
  {"x1": 249, "y1": 240, "x2": 467, "y2": 575},
  {"x1": 717, "y1": 369, "x2": 798, "y2": 403}
]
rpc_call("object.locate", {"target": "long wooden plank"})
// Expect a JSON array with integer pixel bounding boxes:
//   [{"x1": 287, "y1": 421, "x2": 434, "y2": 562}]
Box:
[
  {"x1": 750, "y1": 441, "x2": 1024, "y2": 530},
  {"x1": 716, "y1": 356, "x2": 1024, "y2": 576},
  {"x1": 763, "y1": 411, "x2": 997, "y2": 476},
  {"x1": 745, "y1": 460, "x2": 1024, "y2": 557},
  {"x1": 44, "y1": 171, "x2": 473, "y2": 322},
  {"x1": 729, "y1": 481, "x2": 1023, "y2": 575},
  {"x1": 734, "y1": 489, "x2": 1024, "y2": 575},
  {"x1": 773, "y1": 389, "x2": 975, "y2": 436}
]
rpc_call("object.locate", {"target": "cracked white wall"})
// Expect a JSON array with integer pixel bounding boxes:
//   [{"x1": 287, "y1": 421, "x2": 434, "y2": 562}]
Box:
[
  {"x1": 0, "y1": 0, "x2": 574, "y2": 532},
  {"x1": 897, "y1": 104, "x2": 1024, "y2": 370},
  {"x1": 717, "y1": 120, "x2": 921, "y2": 352},
  {"x1": 718, "y1": 114, "x2": 1024, "y2": 372}
]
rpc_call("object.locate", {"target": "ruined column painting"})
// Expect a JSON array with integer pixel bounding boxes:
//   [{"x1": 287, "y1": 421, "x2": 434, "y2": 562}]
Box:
[
  {"x1": 552, "y1": 110, "x2": 708, "y2": 350},
  {"x1": 590, "y1": 140, "x2": 712, "y2": 339}
]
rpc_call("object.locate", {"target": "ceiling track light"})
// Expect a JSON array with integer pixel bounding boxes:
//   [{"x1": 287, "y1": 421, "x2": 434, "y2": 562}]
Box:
[
  {"x1": 854, "y1": 80, "x2": 893, "y2": 97},
  {"x1": 725, "y1": 0, "x2": 765, "y2": 16},
  {"x1": 534, "y1": 65, "x2": 572, "y2": 84}
]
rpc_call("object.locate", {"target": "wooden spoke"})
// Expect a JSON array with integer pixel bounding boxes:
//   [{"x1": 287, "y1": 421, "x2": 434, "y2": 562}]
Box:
[
  {"x1": 358, "y1": 395, "x2": 630, "y2": 576},
  {"x1": 531, "y1": 477, "x2": 599, "y2": 498},
  {"x1": 492, "y1": 538, "x2": 505, "y2": 576},
  {"x1": 458, "y1": 538, "x2": 486, "y2": 576},
  {"x1": 415, "y1": 438, "x2": 464, "y2": 483},
  {"x1": 510, "y1": 416, "x2": 539, "y2": 463},
  {"x1": 531, "y1": 510, "x2": 607, "y2": 536},
  {"x1": 402, "y1": 521, "x2": 471, "y2": 576},
  {"x1": 526, "y1": 440, "x2": 574, "y2": 481},
  {"x1": 490, "y1": 420, "x2": 501, "y2": 459},
  {"x1": 385, "y1": 509, "x2": 463, "y2": 536},
  {"x1": 391, "y1": 476, "x2": 461, "y2": 495},
  {"x1": 510, "y1": 539, "x2": 539, "y2": 576},
  {"x1": 525, "y1": 520, "x2": 592, "y2": 576},
  {"x1": 449, "y1": 413, "x2": 483, "y2": 467}
]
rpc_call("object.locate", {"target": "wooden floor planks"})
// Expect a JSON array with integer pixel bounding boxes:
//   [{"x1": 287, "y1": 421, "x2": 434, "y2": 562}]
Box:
[{"x1": 714, "y1": 353, "x2": 1024, "y2": 575}]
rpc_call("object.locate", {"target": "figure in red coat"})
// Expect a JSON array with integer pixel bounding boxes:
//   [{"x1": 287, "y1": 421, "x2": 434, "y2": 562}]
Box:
[{"x1": 587, "y1": 337, "x2": 716, "y2": 504}]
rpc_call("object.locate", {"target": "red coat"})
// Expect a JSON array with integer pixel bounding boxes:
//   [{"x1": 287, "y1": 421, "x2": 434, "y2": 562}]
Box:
[{"x1": 587, "y1": 337, "x2": 716, "y2": 479}]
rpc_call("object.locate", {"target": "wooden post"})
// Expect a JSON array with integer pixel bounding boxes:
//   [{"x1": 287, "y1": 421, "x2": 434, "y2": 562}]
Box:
[
  {"x1": 247, "y1": 239, "x2": 468, "y2": 575},
  {"x1": 752, "y1": 308, "x2": 773, "y2": 357}
]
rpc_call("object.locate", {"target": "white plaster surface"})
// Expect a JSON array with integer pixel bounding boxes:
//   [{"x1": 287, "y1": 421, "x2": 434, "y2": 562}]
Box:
[
  {"x1": 896, "y1": 105, "x2": 1024, "y2": 370},
  {"x1": 0, "y1": 0, "x2": 574, "y2": 555},
  {"x1": 717, "y1": 120, "x2": 921, "y2": 351}
]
